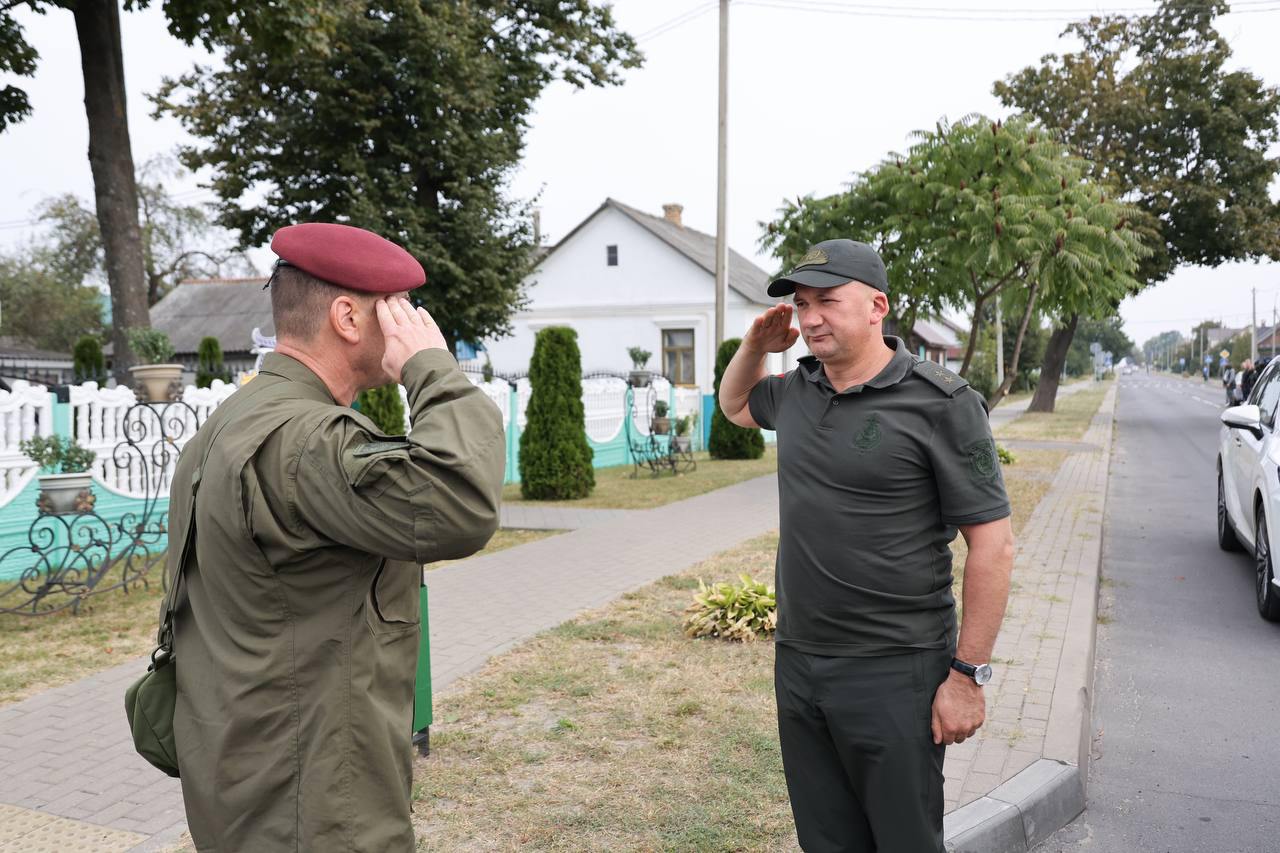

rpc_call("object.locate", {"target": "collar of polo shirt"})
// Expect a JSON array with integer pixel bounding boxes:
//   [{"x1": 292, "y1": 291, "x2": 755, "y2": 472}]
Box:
[{"x1": 797, "y1": 336, "x2": 915, "y2": 393}]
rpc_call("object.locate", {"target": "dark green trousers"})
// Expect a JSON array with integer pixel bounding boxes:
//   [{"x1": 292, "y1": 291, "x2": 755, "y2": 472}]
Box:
[{"x1": 775, "y1": 644, "x2": 952, "y2": 853}]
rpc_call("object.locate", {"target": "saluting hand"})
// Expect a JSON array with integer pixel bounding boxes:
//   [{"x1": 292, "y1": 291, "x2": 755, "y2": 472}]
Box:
[
  {"x1": 377, "y1": 296, "x2": 449, "y2": 382},
  {"x1": 742, "y1": 304, "x2": 799, "y2": 354}
]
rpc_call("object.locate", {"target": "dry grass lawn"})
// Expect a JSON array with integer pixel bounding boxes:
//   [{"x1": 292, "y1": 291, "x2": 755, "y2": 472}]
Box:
[
  {"x1": 502, "y1": 447, "x2": 778, "y2": 510},
  {"x1": 412, "y1": 533, "x2": 797, "y2": 852},
  {"x1": 0, "y1": 528, "x2": 565, "y2": 707},
  {"x1": 993, "y1": 382, "x2": 1111, "y2": 442}
]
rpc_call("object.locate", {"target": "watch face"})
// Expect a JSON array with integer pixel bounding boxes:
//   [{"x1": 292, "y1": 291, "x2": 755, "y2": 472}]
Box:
[{"x1": 974, "y1": 664, "x2": 993, "y2": 686}]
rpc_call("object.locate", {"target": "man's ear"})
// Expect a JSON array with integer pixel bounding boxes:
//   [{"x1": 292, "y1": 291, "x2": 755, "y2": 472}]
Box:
[
  {"x1": 870, "y1": 291, "x2": 890, "y2": 324},
  {"x1": 329, "y1": 295, "x2": 361, "y2": 344}
]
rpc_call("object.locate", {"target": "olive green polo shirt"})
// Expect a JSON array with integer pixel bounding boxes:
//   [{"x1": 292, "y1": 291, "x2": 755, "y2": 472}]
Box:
[{"x1": 749, "y1": 336, "x2": 1010, "y2": 657}]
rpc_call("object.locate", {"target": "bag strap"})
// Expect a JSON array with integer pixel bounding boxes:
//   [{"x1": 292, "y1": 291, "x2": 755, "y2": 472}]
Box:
[{"x1": 154, "y1": 378, "x2": 280, "y2": 655}]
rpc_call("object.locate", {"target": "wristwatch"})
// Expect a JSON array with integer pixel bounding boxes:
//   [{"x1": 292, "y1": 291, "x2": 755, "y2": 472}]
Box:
[{"x1": 951, "y1": 658, "x2": 993, "y2": 686}]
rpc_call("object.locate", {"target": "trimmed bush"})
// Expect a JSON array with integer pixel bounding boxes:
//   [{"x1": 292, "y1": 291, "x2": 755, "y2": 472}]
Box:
[
  {"x1": 195, "y1": 336, "x2": 231, "y2": 388},
  {"x1": 72, "y1": 336, "x2": 107, "y2": 385},
  {"x1": 709, "y1": 338, "x2": 765, "y2": 460},
  {"x1": 356, "y1": 383, "x2": 407, "y2": 435},
  {"x1": 520, "y1": 326, "x2": 594, "y2": 500}
]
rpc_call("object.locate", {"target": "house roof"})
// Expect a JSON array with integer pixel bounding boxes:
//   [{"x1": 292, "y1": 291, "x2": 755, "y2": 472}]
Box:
[
  {"x1": 0, "y1": 337, "x2": 72, "y2": 362},
  {"x1": 912, "y1": 318, "x2": 961, "y2": 350},
  {"x1": 149, "y1": 277, "x2": 274, "y2": 355},
  {"x1": 543, "y1": 198, "x2": 775, "y2": 305}
]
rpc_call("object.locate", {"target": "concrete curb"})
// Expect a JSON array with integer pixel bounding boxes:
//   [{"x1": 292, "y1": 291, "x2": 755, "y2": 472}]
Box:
[{"x1": 942, "y1": 384, "x2": 1116, "y2": 853}]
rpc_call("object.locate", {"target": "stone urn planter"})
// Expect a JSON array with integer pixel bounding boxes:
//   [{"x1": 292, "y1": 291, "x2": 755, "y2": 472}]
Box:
[
  {"x1": 673, "y1": 435, "x2": 691, "y2": 453},
  {"x1": 129, "y1": 364, "x2": 184, "y2": 403},
  {"x1": 35, "y1": 472, "x2": 96, "y2": 516},
  {"x1": 651, "y1": 416, "x2": 671, "y2": 435},
  {"x1": 628, "y1": 369, "x2": 652, "y2": 388}
]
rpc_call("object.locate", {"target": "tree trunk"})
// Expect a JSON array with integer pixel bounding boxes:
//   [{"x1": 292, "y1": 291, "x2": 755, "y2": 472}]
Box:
[
  {"x1": 73, "y1": 0, "x2": 149, "y2": 382},
  {"x1": 958, "y1": 293, "x2": 986, "y2": 377},
  {"x1": 1027, "y1": 313, "x2": 1079, "y2": 414},
  {"x1": 987, "y1": 281, "x2": 1040, "y2": 410}
]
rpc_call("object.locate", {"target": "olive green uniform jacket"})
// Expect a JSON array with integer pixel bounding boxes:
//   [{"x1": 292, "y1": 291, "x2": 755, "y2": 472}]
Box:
[{"x1": 169, "y1": 350, "x2": 505, "y2": 852}]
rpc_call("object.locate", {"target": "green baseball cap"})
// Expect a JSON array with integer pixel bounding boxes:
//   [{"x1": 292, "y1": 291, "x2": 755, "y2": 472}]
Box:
[{"x1": 768, "y1": 239, "x2": 888, "y2": 297}]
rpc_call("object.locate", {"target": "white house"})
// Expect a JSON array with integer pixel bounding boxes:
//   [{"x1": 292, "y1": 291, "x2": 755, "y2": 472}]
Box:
[{"x1": 478, "y1": 199, "x2": 804, "y2": 390}]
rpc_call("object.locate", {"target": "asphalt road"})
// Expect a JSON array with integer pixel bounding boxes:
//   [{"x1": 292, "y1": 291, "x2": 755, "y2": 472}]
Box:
[{"x1": 1037, "y1": 372, "x2": 1280, "y2": 853}]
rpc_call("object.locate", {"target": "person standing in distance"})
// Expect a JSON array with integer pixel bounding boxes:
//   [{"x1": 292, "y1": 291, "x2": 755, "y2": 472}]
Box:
[
  {"x1": 719, "y1": 239, "x2": 1016, "y2": 852},
  {"x1": 167, "y1": 223, "x2": 506, "y2": 851}
]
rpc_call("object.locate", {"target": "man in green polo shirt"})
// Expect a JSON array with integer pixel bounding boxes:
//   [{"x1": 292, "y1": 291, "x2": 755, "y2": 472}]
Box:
[{"x1": 719, "y1": 239, "x2": 1015, "y2": 852}]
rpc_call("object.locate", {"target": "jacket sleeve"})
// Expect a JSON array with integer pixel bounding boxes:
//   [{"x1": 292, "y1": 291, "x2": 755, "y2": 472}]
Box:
[{"x1": 289, "y1": 349, "x2": 506, "y2": 563}]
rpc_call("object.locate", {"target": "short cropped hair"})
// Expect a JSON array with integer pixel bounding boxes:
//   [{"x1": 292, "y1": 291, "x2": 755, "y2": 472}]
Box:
[{"x1": 269, "y1": 263, "x2": 371, "y2": 340}]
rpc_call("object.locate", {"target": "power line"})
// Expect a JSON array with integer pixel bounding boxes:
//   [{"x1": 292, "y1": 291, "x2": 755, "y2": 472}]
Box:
[
  {"x1": 738, "y1": 0, "x2": 1280, "y2": 22},
  {"x1": 636, "y1": 3, "x2": 718, "y2": 42}
]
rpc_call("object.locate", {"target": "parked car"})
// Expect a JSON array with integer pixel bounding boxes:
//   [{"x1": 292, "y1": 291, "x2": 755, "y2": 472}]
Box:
[{"x1": 1218, "y1": 358, "x2": 1280, "y2": 621}]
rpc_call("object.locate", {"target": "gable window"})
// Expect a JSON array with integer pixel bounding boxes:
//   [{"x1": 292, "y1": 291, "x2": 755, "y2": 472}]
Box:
[
  {"x1": 662, "y1": 328, "x2": 695, "y2": 385},
  {"x1": 606, "y1": 244, "x2": 618, "y2": 266}
]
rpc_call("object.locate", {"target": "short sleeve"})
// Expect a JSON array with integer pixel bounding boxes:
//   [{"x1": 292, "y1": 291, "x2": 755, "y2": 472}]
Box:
[
  {"x1": 748, "y1": 374, "x2": 786, "y2": 431},
  {"x1": 927, "y1": 388, "x2": 1011, "y2": 526}
]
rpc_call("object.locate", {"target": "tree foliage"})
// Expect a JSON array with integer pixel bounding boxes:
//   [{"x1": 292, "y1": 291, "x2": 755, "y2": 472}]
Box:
[
  {"x1": 520, "y1": 326, "x2": 594, "y2": 500},
  {"x1": 0, "y1": 249, "x2": 105, "y2": 353},
  {"x1": 710, "y1": 338, "x2": 765, "y2": 460},
  {"x1": 356, "y1": 382, "x2": 407, "y2": 436},
  {"x1": 762, "y1": 115, "x2": 1146, "y2": 404},
  {"x1": 154, "y1": 1, "x2": 641, "y2": 352},
  {"x1": 995, "y1": 0, "x2": 1280, "y2": 284}
]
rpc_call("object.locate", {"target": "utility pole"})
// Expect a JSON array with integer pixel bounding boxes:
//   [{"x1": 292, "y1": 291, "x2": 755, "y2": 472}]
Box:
[
  {"x1": 713, "y1": 0, "x2": 729, "y2": 356},
  {"x1": 1252, "y1": 287, "x2": 1259, "y2": 361},
  {"x1": 995, "y1": 298, "x2": 1004, "y2": 390}
]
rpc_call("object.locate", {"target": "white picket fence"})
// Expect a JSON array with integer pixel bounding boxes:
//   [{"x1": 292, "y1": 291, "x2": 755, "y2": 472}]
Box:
[{"x1": 0, "y1": 372, "x2": 711, "y2": 510}]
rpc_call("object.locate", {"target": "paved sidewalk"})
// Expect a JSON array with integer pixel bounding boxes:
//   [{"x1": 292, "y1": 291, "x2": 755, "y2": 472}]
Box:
[
  {"x1": 943, "y1": 383, "x2": 1117, "y2": 850},
  {"x1": 0, "y1": 475, "x2": 780, "y2": 852},
  {"x1": 500, "y1": 502, "x2": 636, "y2": 530}
]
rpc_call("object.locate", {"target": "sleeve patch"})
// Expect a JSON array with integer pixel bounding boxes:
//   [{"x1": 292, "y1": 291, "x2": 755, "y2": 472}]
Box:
[
  {"x1": 352, "y1": 438, "x2": 412, "y2": 458},
  {"x1": 966, "y1": 438, "x2": 1000, "y2": 483}
]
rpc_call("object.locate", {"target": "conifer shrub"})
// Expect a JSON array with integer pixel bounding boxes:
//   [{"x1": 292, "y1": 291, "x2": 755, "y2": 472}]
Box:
[
  {"x1": 72, "y1": 336, "x2": 107, "y2": 385},
  {"x1": 195, "y1": 336, "x2": 231, "y2": 388},
  {"x1": 357, "y1": 383, "x2": 407, "y2": 435},
  {"x1": 709, "y1": 338, "x2": 765, "y2": 460},
  {"x1": 520, "y1": 326, "x2": 594, "y2": 499}
]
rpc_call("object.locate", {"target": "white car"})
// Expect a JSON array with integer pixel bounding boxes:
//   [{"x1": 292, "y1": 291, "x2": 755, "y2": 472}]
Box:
[{"x1": 1218, "y1": 359, "x2": 1280, "y2": 621}]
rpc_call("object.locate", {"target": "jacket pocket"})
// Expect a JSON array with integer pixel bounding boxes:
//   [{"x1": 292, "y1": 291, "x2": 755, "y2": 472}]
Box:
[{"x1": 366, "y1": 559, "x2": 421, "y2": 636}]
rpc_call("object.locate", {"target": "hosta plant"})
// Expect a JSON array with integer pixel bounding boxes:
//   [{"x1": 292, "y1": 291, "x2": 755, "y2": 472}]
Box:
[{"x1": 683, "y1": 574, "x2": 777, "y2": 642}]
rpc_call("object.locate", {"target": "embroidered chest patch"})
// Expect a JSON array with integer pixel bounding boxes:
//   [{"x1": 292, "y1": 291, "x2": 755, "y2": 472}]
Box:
[{"x1": 853, "y1": 414, "x2": 883, "y2": 452}]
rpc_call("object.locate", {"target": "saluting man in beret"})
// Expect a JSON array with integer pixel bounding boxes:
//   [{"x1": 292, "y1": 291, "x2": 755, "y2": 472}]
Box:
[
  {"x1": 166, "y1": 223, "x2": 506, "y2": 851},
  {"x1": 719, "y1": 240, "x2": 1016, "y2": 852}
]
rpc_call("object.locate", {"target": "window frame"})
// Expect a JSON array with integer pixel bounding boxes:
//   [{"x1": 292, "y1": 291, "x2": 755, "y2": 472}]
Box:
[
  {"x1": 606, "y1": 244, "x2": 618, "y2": 266},
  {"x1": 661, "y1": 328, "x2": 696, "y2": 386}
]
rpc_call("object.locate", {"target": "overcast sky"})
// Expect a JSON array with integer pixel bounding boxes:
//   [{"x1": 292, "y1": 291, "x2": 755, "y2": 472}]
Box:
[{"x1": 2, "y1": 0, "x2": 1279, "y2": 348}]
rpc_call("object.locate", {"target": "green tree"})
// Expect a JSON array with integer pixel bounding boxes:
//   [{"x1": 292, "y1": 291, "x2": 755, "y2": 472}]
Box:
[
  {"x1": 1067, "y1": 317, "x2": 1135, "y2": 377},
  {"x1": 356, "y1": 383, "x2": 407, "y2": 436},
  {"x1": 520, "y1": 327, "x2": 594, "y2": 500},
  {"x1": 0, "y1": 250, "x2": 105, "y2": 353},
  {"x1": 996, "y1": 0, "x2": 1280, "y2": 410},
  {"x1": 154, "y1": 1, "x2": 640, "y2": 353},
  {"x1": 710, "y1": 339, "x2": 764, "y2": 460},
  {"x1": 762, "y1": 115, "x2": 1145, "y2": 407},
  {"x1": 72, "y1": 336, "x2": 107, "y2": 385}
]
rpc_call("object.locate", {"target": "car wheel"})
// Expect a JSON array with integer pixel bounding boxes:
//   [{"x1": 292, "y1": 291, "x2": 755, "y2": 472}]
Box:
[
  {"x1": 1218, "y1": 469, "x2": 1242, "y2": 551},
  {"x1": 1253, "y1": 507, "x2": 1280, "y2": 622}
]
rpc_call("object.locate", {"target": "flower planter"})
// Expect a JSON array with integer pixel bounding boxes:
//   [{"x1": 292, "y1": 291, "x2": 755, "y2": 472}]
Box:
[
  {"x1": 129, "y1": 364, "x2": 184, "y2": 403},
  {"x1": 36, "y1": 472, "x2": 96, "y2": 516},
  {"x1": 673, "y1": 436, "x2": 691, "y2": 453},
  {"x1": 651, "y1": 417, "x2": 671, "y2": 435},
  {"x1": 629, "y1": 369, "x2": 652, "y2": 388}
]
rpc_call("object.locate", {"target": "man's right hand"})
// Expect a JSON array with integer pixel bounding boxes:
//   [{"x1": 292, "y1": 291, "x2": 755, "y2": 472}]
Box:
[
  {"x1": 377, "y1": 296, "x2": 449, "y2": 381},
  {"x1": 743, "y1": 304, "x2": 799, "y2": 354}
]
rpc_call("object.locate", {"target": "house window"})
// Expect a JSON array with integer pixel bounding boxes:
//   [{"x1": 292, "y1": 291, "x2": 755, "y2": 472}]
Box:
[
  {"x1": 662, "y1": 328, "x2": 695, "y2": 385},
  {"x1": 606, "y1": 244, "x2": 618, "y2": 266}
]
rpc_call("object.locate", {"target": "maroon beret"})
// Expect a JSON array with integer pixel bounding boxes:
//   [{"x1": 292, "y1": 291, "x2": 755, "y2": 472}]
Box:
[{"x1": 270, "y1": 223, "x2": 425, "y2": 293}]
